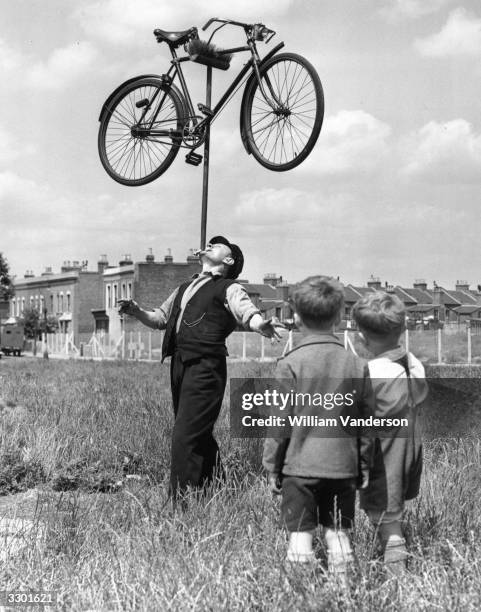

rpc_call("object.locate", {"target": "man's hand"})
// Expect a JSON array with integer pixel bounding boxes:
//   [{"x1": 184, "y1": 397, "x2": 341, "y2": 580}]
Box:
[
  {"x1": 268, "y1": 473, "x2": 283, "y2": 495},
  {"x1": 117, "y1": 299, "x2": 141, "y2": 317},
  {"x1": 250, "y1": 315, "x2": 285, "y2": 340},
  {"x1": 357, "y1": 470, "x2": 369, "y2": 490}
]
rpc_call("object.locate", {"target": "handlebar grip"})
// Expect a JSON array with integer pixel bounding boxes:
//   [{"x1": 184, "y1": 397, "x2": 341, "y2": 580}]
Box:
[{"x1": 202, "y1": 18, "x2": 217, "y2": 31}]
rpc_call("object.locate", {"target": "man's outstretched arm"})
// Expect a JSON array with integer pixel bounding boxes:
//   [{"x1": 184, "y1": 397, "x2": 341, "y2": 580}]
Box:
[
  {"x1": 225, "y1": 284, "x2": 284, "y2": 340},
  {"x1": 117, "y1": 288, "x2": 178, "y2": 330}
]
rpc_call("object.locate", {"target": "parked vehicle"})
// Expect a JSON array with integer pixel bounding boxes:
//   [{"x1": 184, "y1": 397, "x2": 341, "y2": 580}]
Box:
[{"x1": 0, "y1": 320, "x2": 25, "y2": 356}]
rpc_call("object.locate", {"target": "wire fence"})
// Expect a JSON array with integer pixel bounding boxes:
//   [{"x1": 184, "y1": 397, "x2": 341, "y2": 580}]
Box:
[{"x1": 24, "y1": 325, "x2": 481, "y2": 365}]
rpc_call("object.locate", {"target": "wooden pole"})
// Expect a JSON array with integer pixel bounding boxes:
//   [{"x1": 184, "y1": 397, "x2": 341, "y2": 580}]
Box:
[
  {"x1": 200, "y1": 66, "x2": 212, "y2": 250},
  {"x1": 467, "y1": 321, "x2": 472, "y2": 364}
]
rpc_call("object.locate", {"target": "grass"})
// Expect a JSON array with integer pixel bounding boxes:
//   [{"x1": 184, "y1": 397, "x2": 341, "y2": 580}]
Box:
[{"x1": 0, "y1": 359, "x2": 480, "y2": 610}]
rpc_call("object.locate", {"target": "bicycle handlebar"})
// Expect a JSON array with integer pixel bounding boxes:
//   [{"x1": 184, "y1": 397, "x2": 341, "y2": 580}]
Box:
[{"x1": 202, "y1": 17, "x2": 276, "y2": 43}]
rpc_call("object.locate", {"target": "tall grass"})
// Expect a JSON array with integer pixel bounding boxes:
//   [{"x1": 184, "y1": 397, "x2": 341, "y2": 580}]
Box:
[{"x1": 0, "y1": 359, "x2": 480, "y2": 610}]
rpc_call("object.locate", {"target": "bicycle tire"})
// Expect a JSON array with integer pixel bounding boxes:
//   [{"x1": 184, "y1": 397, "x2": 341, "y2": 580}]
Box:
[
  {"x1": 98, "y1": 77, "x2": 185, "y2": 186},
  {"x1": 241, "y1": 53, "x2": 324, "y2": 171}
]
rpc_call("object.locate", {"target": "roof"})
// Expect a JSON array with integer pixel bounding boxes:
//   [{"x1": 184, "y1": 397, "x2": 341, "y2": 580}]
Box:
[
  {"x1": 348, "y1": 286, "x2": 374, "y2": 297},
  {"x1": 444, "y1": 290, "x2": 478, "y2": 305},
  {"x1": 453, "y1": 305, "x2": 481, "y2": 315},
  {"x1": 394, "y1": 287, "x2": 423, "y2": 305},
  {"x1": 243, "y1": 283, "x2": 278, "y2": 300},
  {"x1": 344, "y1": 286, "x2": 364, "y2": 303},
  {"x1": 407, "y1": 304, "x2": 436, "y2": 313},
  {"x1": 399, "y1": 287, "x2": 433, "y2": 304},
  {"x1": 259, "y1": 299, "x2": 284, "y2": 311}
]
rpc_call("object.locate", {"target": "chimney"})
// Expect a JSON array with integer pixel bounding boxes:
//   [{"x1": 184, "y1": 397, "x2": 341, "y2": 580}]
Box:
[
  {"x1": 367, "y1": 275, "x2": 382, "y2": 290},
  {"x1": 433, "y1": 283, "x2": 442, "y2": 305},
  {"x1": 264, "y1": 273, "x2": 283, "y2": 287},
  {"x1": 455, "y1": 280, "x2": 469, "y2": 291},
  {"x1": 41, "y1": 266, "x2": 53, "y2": 277},
  {"x1": 97, "y1": 254, "x2": 109, "y2": 274},
  {"x1": 24, "y1": 270, "x2": 35, "y2": 278},
  {"x1": 413, "y1": 279, "x2": 428, "y2": 291},
  {"x1": 145, "y1": 248, "x2": 155, "y2": 263},
  {"x1": 119, "y1": 254, "x2": 132, "y2": 267},
  {"x1": 164, "y1": 248, "x2": 173, "y2": 263},
  {"x1": 186, "y1": 249, "x2": 198, "y2": 263},
  {"x1": 276, "y1": 281, "x2": 290, "y2": 301}
]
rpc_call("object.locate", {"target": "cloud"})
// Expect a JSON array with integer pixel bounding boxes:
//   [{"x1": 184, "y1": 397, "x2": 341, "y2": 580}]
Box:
[
  {"x1": 378, "y1": 0, "x2": 452, "y2": 21},
  {"x1": 299, "y1": 110, "x2": 392, "y2": 175},
  {"x1": 0, "y1": 39, "x2": 99, "y2": 91},
  {"x1": 27, "y1": 41, "x2": 99, "y2": 90},
  {"x1": 74, "y1": 0, "x2": 293, "y2": 46},
  {"x1": 0, "y1": 126, "x2": 35, "y2": 164},
  {"x1": 415, "y1": 8, "x2": 481, "y2": 57},
  {"x1": 400, "y1": 119, "x2": 481, "y2": 181}
]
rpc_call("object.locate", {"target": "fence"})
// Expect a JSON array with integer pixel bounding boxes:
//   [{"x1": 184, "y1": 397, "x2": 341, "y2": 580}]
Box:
[{"x1": 29, "y1": 325, "x2": 481, "y2": 365}]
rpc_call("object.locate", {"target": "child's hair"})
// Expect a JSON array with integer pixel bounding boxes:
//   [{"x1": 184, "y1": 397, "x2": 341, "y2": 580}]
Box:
[
  {"x1": 292, "y1": 276, "x2": 344, "y2": 328},
  {"x1": 352, "y1": 290, "x2": 406, "y2": 336}
]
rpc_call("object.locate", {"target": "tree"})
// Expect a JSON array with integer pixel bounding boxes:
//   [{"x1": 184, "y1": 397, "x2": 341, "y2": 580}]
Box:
[
  {"x1": 20, "y1": 307, "x2": 40, "y2": 340},
  {"x1": 0, "y1": 252, "x2": 14, "y2": 301}
]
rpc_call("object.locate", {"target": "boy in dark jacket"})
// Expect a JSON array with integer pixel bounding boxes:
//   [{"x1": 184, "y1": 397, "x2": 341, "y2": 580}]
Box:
[{"x1": 263, "y1": 277, "x2": 373, "y2": 574}]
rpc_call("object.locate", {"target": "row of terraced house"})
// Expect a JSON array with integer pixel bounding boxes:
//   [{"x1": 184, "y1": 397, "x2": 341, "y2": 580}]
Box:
[{"x1": 3, "y1": 250, "x2": 481, "y2": 345}]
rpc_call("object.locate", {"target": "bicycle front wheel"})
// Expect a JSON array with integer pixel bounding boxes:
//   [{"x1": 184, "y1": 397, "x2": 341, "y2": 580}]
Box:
[
  {"x1": 98, "y1": 77, "x2": 185, "y2": 186},
  {"x1": 242, "y1": 53, "x2": 324, "y2": 171}
]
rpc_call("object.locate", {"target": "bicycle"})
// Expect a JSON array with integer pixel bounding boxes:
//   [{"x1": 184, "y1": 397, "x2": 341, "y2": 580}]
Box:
[{"x1": 98, "y1": 18, "x2": 324, "y2": 187}]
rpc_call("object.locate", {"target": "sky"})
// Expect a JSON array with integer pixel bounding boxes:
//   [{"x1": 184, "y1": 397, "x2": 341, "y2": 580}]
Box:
[{"x1": 1, "y1": 0, "x2": 480, "y2": 289}]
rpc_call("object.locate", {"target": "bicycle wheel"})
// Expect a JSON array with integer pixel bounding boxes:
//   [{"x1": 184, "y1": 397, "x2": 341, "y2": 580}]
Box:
[
  {"x1": 242, "y1": 53, "x2": 324, "y2": 171},
  {"x1": 98, "y1": 77, "x2": 185, "y2": 186}
]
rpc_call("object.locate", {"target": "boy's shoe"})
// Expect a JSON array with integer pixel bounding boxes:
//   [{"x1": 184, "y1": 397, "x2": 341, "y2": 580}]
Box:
[{"x1": 384, "y1": 538, "x2": 407, "y2": 575}]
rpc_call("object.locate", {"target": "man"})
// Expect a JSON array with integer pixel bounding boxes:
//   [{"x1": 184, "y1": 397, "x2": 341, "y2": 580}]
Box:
[{"x1": 118, "y1": 236, "x2": 283, "y2": 499}]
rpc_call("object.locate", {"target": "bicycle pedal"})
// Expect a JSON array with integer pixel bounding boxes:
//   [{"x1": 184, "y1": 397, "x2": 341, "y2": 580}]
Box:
[
  {"x1": 197, "y1": 103, "x2": 214, "y2": 117},
  {"x1": 185, "y1": 152, "x2": 203, "y2": 166}
]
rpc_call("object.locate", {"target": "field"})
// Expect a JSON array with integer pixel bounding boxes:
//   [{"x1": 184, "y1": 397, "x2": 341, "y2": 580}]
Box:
[{"x1": 1, "y1": 358, "x2": 481, "y2": 611}]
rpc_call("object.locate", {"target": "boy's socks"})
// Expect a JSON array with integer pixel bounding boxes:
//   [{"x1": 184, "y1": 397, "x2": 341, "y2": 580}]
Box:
[
  {"x1": 287, "y1": 531, "x2": 316, "y2": 563},
  {"x1": 383, "y1": 536, "x2": 407, "y2": 573},
  {"x1": 324, "y1": 528, "x2": 354, "y2": 574}
]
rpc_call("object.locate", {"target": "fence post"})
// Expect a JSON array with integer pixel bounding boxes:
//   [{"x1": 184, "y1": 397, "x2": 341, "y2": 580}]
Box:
[
  {"x1": 148, "y1": 332, "x2": 152, "y2": 361},
  {"x1": 467, "y1": 322, "x2": 472, "y2": 365},
  {"x1": 121, "y1": 331, "x2": 125, "y2": 360},
  {"x1": 288, "y1": 329, "x2": 293, "y2": 352},
  {"x1": 405, "y1": 328, "x2": 409, "y2": 353},
  {"x1": 138, "y1": 331, "x2": 141, "y2": 360},
  {"x1": 261, "y1": 334, "x2": 265, "y2": 361},
  {"x1": 437, "y1": 328, "x2": 442, "y2": 364},
  {"x1": 242, "y1": 331, "x2": 247, "y2": 361}
]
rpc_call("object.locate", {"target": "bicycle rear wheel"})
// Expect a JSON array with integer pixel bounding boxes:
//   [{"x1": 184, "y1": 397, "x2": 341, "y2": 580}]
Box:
[
  {"x1": 242, "y1": 53, "x2": 324, "y2": 171},
  {"x1": 98, "y1": 77, "x2": 185, "y2": 186}
]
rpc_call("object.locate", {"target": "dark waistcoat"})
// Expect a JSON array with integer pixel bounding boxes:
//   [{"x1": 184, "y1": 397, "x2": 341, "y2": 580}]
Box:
[{"x1": 161, "y1": 277, "x2": 238, "y2": 361}]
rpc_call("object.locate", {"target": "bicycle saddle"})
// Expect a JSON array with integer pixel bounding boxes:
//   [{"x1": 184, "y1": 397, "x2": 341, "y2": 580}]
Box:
[{"x1": 154, "y1": 28, "x2": 197, "y2": 47}]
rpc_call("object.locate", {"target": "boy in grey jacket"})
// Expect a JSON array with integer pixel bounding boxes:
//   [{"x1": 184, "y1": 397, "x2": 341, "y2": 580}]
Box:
[{"x1": 263, "y1": 277, "x2": 373, "y2": 573}]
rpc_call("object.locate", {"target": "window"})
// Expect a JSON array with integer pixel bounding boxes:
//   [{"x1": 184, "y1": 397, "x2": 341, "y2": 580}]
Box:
[
  {"x1": 121, "y1": 283, "x2": 126, "y2": 299},
  {"x1": 106, "y1": 285, "x2": 111, "y2": 309},
  {"x1": 22, "y1": 298, "x2": 25, "y2": 313},
  {"x1": 128, "y1": 282, "x2": 132, "y2": 299},
  {"x1": 40, "y1": 295, "x2": 45, "y2": 312},
  {"x1": 113, "y1": 284, "x2": 118, "y2": 304},
  {"x1": 67, "y1": 292, "x2": 71, "y2": 312},
  {"x1": 11, "y1": 299, "x2": 15, "y2": 316},
  {"x1": 50, "y1": 295, "x2": 54, "y2": 312},
  {"x1": 59, "y1": 292, "x2": 64, "y2": 312}
]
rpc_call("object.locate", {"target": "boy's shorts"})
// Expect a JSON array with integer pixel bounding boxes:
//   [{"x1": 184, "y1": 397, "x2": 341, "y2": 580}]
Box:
[{"x1": 281, "y1": 475, "x2": 356, "y2": 532}]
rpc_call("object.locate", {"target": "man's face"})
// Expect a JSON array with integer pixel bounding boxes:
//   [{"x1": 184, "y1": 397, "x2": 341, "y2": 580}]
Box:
[{"x1": 202, "y1": 242, "x2": 234, "y2": 267}]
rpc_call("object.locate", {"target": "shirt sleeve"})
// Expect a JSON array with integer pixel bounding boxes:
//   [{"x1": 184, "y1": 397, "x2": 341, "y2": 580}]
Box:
[
  {"x1": 225, "y1": 283, "x2": 261, "y2": 328},
  {"x1": 150, "y1": 288, "x2": 178, "y2": 330}
]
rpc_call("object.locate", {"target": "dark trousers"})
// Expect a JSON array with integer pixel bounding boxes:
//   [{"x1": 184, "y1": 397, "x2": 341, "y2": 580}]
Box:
[{"x1": 169, "y1": 351, "x2": 227, "y2": 497}]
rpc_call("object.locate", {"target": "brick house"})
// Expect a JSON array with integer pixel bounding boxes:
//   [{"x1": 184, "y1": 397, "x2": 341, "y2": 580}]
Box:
[{"x1": 11, "y1": 260, "x2": 104, "y2": 341}]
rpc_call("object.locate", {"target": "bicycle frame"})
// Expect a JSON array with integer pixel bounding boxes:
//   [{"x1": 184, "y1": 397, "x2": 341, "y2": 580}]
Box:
[{"x1": 140, "y1": 35, "x2": 285, "y2": 143}]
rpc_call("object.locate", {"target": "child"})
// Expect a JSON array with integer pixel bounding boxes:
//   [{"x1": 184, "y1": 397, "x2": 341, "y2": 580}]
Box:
[
  {"x1": 262, "y1": 277, "x2": 373, "y2": 574},
  {"x1": 352, "y1": 291, "x2": 428, "y2": 572}
]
